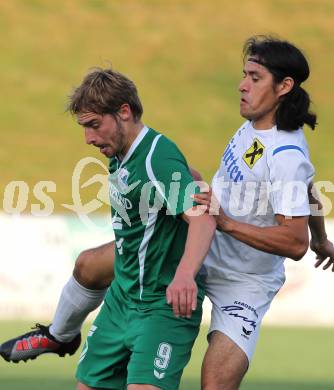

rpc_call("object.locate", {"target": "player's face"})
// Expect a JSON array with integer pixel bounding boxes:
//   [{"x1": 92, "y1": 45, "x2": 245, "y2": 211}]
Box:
[
  {"x1": 239, "y1": 59, "x2": 281, "y2": 129},
  {"x1": 77, "y1": 112, "x2": 126, "y2": 158}
]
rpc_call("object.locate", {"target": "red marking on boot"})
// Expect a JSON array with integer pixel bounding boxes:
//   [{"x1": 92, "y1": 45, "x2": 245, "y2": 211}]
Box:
[
  {"x1": 22, "y1": 340, "x2": 29, "y2": 350},
  {"x1": 40, "y1": 337, "x2": 58, "y2": 349},
  {"x1": 16, "y1": 341, "x2": 23, "y2": 351},
  {"x1": 40, "y1": 337, "x2": 49, "y2": 348},
  {"x1": 29, "y1": 337, "x2": 39, "y2": 349}
]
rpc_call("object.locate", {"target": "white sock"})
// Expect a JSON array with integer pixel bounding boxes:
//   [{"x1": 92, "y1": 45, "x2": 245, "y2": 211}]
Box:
[{"x1": 49, "y1": 276, "x2": 107, "y2": 342}]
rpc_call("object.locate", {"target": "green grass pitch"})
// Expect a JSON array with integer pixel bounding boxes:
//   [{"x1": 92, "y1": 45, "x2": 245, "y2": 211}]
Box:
[
  {"x1": 1, "y1": 322, "x2": 334, "y2": 389},
  {"x1": 1, "y1": 0, "x2": 334, "y2": 214}
]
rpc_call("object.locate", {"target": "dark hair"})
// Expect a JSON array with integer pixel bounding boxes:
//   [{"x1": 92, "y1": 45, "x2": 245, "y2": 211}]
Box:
[
  {"x1": 67, "y1": 67, "x2": 143, "y2": 121},
  {"x1": 243, "y1": 35, "x2": 317, "y2": 130}
]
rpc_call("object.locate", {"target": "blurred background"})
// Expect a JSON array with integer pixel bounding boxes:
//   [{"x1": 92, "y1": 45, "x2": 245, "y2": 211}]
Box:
[{"x1": 1, "y1": 1, "x2": 334, "y2": 389}]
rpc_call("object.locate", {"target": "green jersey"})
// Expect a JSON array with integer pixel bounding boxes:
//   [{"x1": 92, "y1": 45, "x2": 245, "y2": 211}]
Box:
[{"x1": 108, "y1": 126, "x2": 202, "y2": 306}]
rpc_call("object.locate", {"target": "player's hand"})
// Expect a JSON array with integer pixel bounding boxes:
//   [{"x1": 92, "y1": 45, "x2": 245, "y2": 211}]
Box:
[
  {"x1": 192, "y1": 187, "x2": 220, "y2": 215},
  {"x1": 166, "y1": 271, "x2": 198, "y2": 318},
  {"x1": 311, "y1": 238, "x2": 334, "y2": 271},
  {"x1": 193, "y1": 189, "x2": 230, "y2": 231}
]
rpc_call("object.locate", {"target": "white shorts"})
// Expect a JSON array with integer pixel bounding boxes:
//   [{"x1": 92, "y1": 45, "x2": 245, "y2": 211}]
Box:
[{"x1": 203, "y1": 266, "x2": 284, "y2": 363}]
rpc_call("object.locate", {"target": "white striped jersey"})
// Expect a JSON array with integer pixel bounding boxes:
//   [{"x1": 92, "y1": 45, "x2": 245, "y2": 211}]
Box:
[
  {"x1": 205, "y1": 121, "x2": 314, "y2": 284},
  {"x1": 107, "y1": 126, "x2": 203, "y2": 306}
]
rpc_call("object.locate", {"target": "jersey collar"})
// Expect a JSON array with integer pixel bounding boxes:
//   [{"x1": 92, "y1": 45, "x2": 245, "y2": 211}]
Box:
[
  {"x1": 249, "y1": 121, "x2": 276, "y2": 134},
  {"x1": 119, "y1": 125, "x2": 149, "y2": 168}
]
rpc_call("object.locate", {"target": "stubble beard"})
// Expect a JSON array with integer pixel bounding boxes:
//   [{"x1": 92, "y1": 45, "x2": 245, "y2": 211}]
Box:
[{"x1": 114, "y1": 121, "x2": 127, "y2": 160}]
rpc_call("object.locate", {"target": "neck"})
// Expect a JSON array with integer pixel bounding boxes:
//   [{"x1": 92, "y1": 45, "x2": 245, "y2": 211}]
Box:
[
  {"x1": 252, "y1": 104, "x2": 279, "y2": 130},
  {"x1": 252, "y1": 119, "x2": 275, "y2": 130},
  {"x1": 252, "y1": 112, "x2": 276, "y2": 130},
  {"x1": 119, "y1": 121, "x2": 144, "y2": 159}
]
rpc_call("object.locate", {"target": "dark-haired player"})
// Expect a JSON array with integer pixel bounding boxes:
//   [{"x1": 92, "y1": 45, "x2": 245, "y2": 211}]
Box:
[{"x1": 195, "y1": 35, "x2": 322, "y2": 388}]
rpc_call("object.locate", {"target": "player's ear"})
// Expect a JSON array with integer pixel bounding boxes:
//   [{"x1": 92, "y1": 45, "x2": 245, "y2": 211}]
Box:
[
  {"x1": 277, "y1": 77, "x2": 294, "y2": 98},
  {"x1": 117, "y1": 104, "x2": 131, "y2": 121}
]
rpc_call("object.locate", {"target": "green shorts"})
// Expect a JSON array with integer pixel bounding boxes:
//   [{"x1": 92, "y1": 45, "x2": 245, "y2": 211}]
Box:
[{"x1": 76, "y1": 288, "x2": 203, "y2": 390}]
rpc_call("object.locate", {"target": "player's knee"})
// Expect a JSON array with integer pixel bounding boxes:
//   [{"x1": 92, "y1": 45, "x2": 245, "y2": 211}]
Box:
[
  {"x1": 73, "y1": 250, "x2": 99, "y2": 288},
  {"x1": 73, "y1": 249, "x2": 111, "y2": 289}
]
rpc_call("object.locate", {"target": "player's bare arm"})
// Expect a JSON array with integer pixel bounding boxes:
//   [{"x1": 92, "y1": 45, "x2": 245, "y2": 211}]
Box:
[
  {"x1": 308, "y1": 182, "x2": 334, "y2": 271},
  {"x1": 166, "y1": 209, "x2": 216, "y2": 318},
  {"x1": 218, "y1": 213, "x2": 309, "y2": 261},
  {"x1": 193, "y1": 190, "x2": 309, "y2": 261}
]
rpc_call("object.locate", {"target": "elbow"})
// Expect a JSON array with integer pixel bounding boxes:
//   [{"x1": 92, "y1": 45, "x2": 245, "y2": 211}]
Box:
[
  {"x1": 285, "y1": 224, "x2": 309, "y2": 261},
  {"x1": 290, "y1": 240, "x2": 309, "y2": 261}
]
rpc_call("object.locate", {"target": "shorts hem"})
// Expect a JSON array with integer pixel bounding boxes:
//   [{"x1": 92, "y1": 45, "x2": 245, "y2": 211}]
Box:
[{"x1": 127, "y1": 376, "x2": 175, "y2": 390}]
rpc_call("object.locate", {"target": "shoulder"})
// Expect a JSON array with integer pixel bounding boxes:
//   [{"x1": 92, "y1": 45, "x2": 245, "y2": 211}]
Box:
[
  {"x1": 238, "y1": 120, "x2": 250, "y2": 132},
  {"x1": 145, "y1": 132, "x2": 193, "y2": 188},
  {"x1": 150, "y1": 131, "x2": 187, "y2": 161},
  {"x1": 267, "y1": 128, "x2": 314, "y2": 180},
  {"x1": 233, "y1": 120, "x2": 250, "y2": 138},
  {"x1": 270, "y1": 128, "x2": 310, "y2": 160}
]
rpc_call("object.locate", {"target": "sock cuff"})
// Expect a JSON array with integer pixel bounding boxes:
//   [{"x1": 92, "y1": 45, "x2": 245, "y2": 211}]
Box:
[{"x1": 70, "y1": 275, "x2": 108, "y2": 299}]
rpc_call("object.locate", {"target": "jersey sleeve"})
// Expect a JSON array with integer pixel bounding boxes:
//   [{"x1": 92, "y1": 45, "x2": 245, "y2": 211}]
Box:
[
  {"x1": 149, "y1": 135, "x2": 200, "y2": 216},
  {"x1": 267, "y1": 145, "x2": 315, "y2": 216}
]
